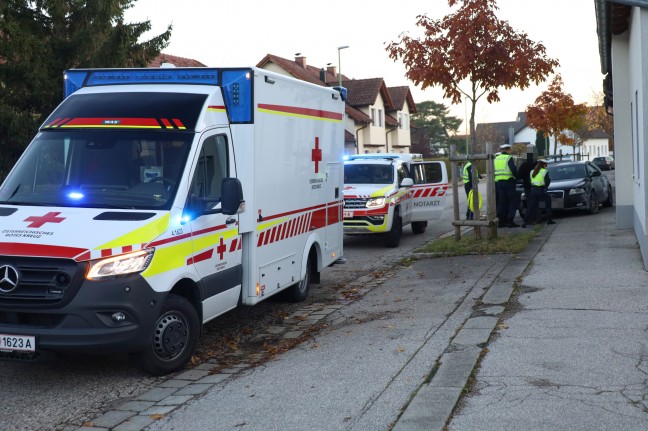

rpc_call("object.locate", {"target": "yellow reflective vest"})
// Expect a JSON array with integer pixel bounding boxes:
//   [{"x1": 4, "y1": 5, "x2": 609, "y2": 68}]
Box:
[
  {"x1": 530, "y1": 168, "x2": 547, "y2": 187},
  {"x1": 494, "y1": 154, "x2": 514, "y2": 182}
]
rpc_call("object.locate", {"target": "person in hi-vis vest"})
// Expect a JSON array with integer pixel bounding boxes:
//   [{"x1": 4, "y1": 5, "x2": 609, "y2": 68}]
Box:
[
  {"x1": 463, "y1": 161, "x2": 481, "y2": 220},
  {"x1": 523, "y1": 159, "x2": 555, "y2": 227},
  {"x1": 494, "y1": 144, "x2": 519, "y2": 228}
]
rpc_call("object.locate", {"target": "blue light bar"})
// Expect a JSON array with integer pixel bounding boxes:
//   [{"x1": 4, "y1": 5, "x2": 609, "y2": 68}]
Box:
[
  {"x1": 64, "y1": 68, "x2": 221, "y2": 97},
  {"x1": 347, "y1": 155, "x2": 400, "y2": 161}
]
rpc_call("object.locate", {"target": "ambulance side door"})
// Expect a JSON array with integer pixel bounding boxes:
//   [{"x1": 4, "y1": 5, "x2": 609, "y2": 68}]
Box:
[
  {"x1": 186, "y1": 131, "x2": 242, "y2": 322},
  {"x1": 410, "y1": 161, "x2": 448, "y2": 222}
]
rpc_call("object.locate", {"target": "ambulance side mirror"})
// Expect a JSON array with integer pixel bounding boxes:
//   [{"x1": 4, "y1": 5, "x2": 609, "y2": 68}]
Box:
[
  {"x1": 400, "y1": 178, "x2": 414, "y2": 188},
  {"x1": 183, "y1": 178, "x2": 244, "y2": 222},
  {"x1": 220, "y1": 177, "x2": 245, "y2": 215}
]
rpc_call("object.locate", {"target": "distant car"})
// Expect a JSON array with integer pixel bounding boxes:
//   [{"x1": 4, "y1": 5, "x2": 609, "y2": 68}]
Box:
[
  {"x1": 592, "y1": 156, "x2": 615, "y2": 171},
  {"x1": 546, "y1": 161, "x2": 613, "y2": 214}
]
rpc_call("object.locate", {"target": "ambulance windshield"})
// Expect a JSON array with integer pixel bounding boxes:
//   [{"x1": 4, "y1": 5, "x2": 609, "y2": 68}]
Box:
[{"x1": 0, "y1": 130, "x2": 192, "y2": 210}]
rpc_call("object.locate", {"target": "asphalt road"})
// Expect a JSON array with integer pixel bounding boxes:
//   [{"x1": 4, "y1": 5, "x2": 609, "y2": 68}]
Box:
[{"x1": 0, "y1": 190, "x2": 462, "y2": 431}]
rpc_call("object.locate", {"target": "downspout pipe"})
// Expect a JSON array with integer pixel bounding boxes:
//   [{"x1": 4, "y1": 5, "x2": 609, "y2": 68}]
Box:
[
  {"x1": 355, "y1": 122, "x2": 369, "y2": 154},
  {"x1": 385, "y1": 125, "x2": 398, "y2": 153}
]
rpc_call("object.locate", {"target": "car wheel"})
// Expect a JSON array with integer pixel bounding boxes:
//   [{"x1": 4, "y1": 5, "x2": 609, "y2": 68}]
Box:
[
  {"x1": 587, "y1": 191, "x2": 600, "y2": 215},
  {"x1": 603, "y1": 185, "x2": 614, "y2": 208},
  {"x1": 130, "y1": 294, "x2": 200, "y2": 376},
  {"x1": 384, "y1": 209, "x2": 402, "y2": 248},
  {"x1": 411, "y1": 221, "x2": 427, "y2": 234},
  {"x1": 283, "y1": 251, "x2": 312, "y2": 302}
]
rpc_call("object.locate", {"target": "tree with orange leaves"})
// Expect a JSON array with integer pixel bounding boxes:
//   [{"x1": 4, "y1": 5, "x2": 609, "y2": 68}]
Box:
[
  {"x1": 525, "y1": 75, "x2": 588, "y2": 157},
  {"x1": 386, "y1": 0, "x2": 558, "y2": 157}
]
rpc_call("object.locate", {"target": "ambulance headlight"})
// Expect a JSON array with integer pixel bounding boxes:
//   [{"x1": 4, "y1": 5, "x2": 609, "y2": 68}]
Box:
[
  {"x1": 87, "y1": 249, "x2": 154, "y2": 280},
  {"x1": 366, "y1": 198, "x2": 386, "y2": 208}
]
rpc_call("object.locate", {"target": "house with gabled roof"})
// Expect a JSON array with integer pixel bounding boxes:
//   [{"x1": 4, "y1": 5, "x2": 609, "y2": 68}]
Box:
[
  {"x1": 149, "y1": 53, "x2": 207, "y2": 68},
  {"x1": 257, "y1": 54, "x2": 416, "y2": 155},
  {"x1": 476, "y1": 111, "x2": 610, "y2": 160}
]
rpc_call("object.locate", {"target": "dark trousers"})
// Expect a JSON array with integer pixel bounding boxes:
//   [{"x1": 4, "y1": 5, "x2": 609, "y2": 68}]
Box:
[
  {"x1": 495, "y1": 179, "x2": 518, "y2": 224},
  {"x1": 464, "y1": 183, "x2": 473, "y2": 220},
  {"x1": 526, "y1": 186, "x2": 553, "y2": 224}
]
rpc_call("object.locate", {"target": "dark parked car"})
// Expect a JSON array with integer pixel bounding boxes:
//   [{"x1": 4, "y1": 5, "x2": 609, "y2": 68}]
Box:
[
  {"x1": 592, "y1": 156, "x2": 615, "y2": 171},
  {"x1": 546, "y1": 161, "x2": 613, "y2": 214}
]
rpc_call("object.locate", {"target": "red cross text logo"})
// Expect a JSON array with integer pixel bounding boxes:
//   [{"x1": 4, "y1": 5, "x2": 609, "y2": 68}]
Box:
[
  {"x1": 216, "y1": 237, "x2": 227, "y2": 260},
  {"x1": 311, "y1": 137, "x2": 322, "y2": 174},
  {"x1": 24, "y1": 212, "x2": 66, "y2": 228}
]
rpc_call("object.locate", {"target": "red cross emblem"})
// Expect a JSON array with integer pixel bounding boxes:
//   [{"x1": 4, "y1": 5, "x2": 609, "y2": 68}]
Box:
[
  {"x1": 24, "y1": 212, "x2": 66, "y2": 228},
  {"x1": 311, "y1": 137, "x2": 322, "y2": 174},
  {"x1": 216, "y1": 237, "x2": 227, "y2": 260}
]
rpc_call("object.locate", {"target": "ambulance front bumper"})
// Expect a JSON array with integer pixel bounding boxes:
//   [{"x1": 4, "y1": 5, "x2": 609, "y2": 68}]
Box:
[
  {"x1": 343, "y1": 216, "x2": 390, "y2": 234},
  {"x1": 0, "y1": 272, "x2": 167, "y2": 357}
]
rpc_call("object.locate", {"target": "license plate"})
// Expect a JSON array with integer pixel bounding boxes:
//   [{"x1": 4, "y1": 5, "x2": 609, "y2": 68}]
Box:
[
  {"x1": 0, "y1": 334, "x2": 36, "y2": 352},
  {"x1": 343, "y1": 211, "x2": 354, "y2": 219}
]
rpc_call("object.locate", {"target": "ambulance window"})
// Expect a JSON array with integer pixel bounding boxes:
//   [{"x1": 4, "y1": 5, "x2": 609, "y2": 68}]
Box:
[
  {"x1": 422, "y1": 163, "x2": 443, "y2": 183},
  {"x1": 191, "y1": 135, "x2": 229, "y2": 203},
  {"x1": 411, "y1": 165, "x2": 426, "y2": 185}
]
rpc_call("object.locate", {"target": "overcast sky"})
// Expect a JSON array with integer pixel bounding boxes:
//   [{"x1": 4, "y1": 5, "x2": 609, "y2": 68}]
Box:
[{"x1": 125, "y1": 0, "x2": 602, "y2": 130}]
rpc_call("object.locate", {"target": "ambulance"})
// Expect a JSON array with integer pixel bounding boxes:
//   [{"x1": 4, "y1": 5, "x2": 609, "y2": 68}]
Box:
[
  {"x1": 0, "y1": 67, "x2": 345, "y2": 375},
  {"x1": 343, "y1": 153, "x2": 448, "y2": 247}
]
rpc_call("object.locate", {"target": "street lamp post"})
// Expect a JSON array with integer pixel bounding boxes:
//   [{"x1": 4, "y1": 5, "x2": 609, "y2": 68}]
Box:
[{"x1": 337, "y1": 45, "x2": 349, "y2": 87}]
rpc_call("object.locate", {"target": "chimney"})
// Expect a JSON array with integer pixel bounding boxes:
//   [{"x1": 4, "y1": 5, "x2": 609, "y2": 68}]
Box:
[
  {"x1": 327, "y1": 65, "x2": 337, "y2": 80},
  {"x1": 319, "y1": 68, "x2": 326, "y2": 83},
  {"x1": 295, "y1": 55, "x2": 307, "y2": 68}
]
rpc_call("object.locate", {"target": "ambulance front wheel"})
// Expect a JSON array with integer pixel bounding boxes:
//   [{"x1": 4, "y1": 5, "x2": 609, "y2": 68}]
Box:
[
  {"x1": 384, "y1": 209, "x2": 402, "y2": 248},
  {"x1": 130, "y1": 294, "x2": 200, "y2": 376}
]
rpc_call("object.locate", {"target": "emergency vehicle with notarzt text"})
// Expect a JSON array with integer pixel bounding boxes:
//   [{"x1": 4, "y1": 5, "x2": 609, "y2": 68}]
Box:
[
  {"x1": 343, "y1": 154, "x2": 448, "y2": 247},
  {"x1": 0, "y1": 67, "x2": 345, "y2": 375}
]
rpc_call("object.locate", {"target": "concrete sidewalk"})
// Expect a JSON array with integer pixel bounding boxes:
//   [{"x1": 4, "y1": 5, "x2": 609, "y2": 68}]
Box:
[
  {"x1": 77, "y1": 207, "x2": 647, "y2": 431},
  {"x1": 447, "y1": 208, "x2": 648, "y2": 430}
]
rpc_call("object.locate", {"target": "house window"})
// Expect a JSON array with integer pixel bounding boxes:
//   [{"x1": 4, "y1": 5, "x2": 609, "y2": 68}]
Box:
[
  {"x1": 398, "y1": 113, "x2": 403, "y2": 129},
  {"x1": 404, "y1": 114, "x2": 409, "y2": 129},
  {"x1": 378, "y1": 109, "x2": 383, "y2": 127},
  {"x1": 371, "y1": 108, "x2": 376, "y2": 127}
]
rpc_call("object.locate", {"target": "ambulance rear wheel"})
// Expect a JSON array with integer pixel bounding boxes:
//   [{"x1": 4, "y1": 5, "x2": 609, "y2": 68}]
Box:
[
  {"x1": 384, "y1": 210, "x2": 402, "y2": 248},
  {"x1": 284, "y1": 253, "x2": 312, "y2": 302},
  {"x1": 411, "y1": 221, "x2": 427, "y2": 234},
  {"x1": 130, "y1": 294, "x2": 200, "y2": 376}
]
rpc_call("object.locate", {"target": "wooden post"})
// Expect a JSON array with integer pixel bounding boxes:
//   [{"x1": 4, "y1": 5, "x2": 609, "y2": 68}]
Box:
[
  {"x1": 450, "y1": 145, "x2": 461, "y2": 240},
  {"x1": 486, "y1": 142, "x2": 497, "y2": 239}
]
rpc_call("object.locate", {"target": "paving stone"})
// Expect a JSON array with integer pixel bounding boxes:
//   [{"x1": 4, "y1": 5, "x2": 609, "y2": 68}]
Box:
[
  {"x1": 265, "y1": 325, "x2": 287, "y2": 334},
  {"x1": 175, "y1": 369, "x2": 210, "y2": 381},
  {"x1": 158, "y1": 379, "x2": 192, "y2": 389},
  {"x1": 156, "y1": 395, "x2": 194, "y2": 406},
  {"x1": 91, "y1": 410, "x2": 136, "y2": 428},
  {"x1": 196, "y1": 373, "x2": 229, "y2": 384},
  {"x1": 115, "y1": 400, "x2": 156, "y2": 412},
  {"x1": 140, "y1": 405, "x2": 177, "y2": 417},
  {"x1": 113, "y1": 414, "x2": 156, "y2": 431},
  {"x1": 135, "y1": 387, "x2": 179, "y2": 402},
  {"x1": 283, "y1": 331, "x2": 303, "y2": 339},
  {"x1": 174, "y1": 383, "x2": 213, "y2": 396},
  {"x1": 194, "y1": 362, "x2": 220, "y2": 371}
]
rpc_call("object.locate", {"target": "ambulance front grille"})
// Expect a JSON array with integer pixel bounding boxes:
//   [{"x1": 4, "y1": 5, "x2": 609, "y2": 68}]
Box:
[
  {"x1": 344, "y1": 198, "x2": 368, "y2": 209},
  {"x1": 0, "y1": 257, "x2": 81, "y2": 304}
]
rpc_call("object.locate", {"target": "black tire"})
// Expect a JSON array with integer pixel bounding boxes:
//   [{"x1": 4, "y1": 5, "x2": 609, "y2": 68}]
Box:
[
  {"x1": 130, "y1": 294, "x2": 200, "y2": 376},
  {"x1": 284, "y1": 252, "x2": 312, "y2": 302},
  {"x1": 384, "y1": 209, "x2": 402, "y2": 248},
  {"x1": 411, "y1": 221, "x2": 427, "y2": 234},
  {"x1": 587, "y1": 191, "x2": 600, "y2": 215},
  {"x1": 603, "y1": 185, "x2": 614, "y2": 208}
]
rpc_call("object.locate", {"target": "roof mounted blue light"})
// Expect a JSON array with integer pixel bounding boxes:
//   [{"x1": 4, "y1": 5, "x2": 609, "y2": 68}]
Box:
[{"x1": 64, "y1": 68, "x2": 221, "y2": 97}]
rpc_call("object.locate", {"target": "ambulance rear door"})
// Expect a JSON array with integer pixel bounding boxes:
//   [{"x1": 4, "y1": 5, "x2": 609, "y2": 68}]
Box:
[{"x1": 409, "y1": 161, "x2": 448, "y2": 222}]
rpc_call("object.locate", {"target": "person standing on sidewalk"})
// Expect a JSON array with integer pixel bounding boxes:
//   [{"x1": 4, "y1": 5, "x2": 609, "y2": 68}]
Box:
[
  {"x1": 523, "y1": 159, "x2": 555, "y2": 227},
  {"x1": 462, "y1": 161, "x2": 480, "y2": 220},
  {"x1": 494, "y1": 144, "x2": 519, "y2": 228}
]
